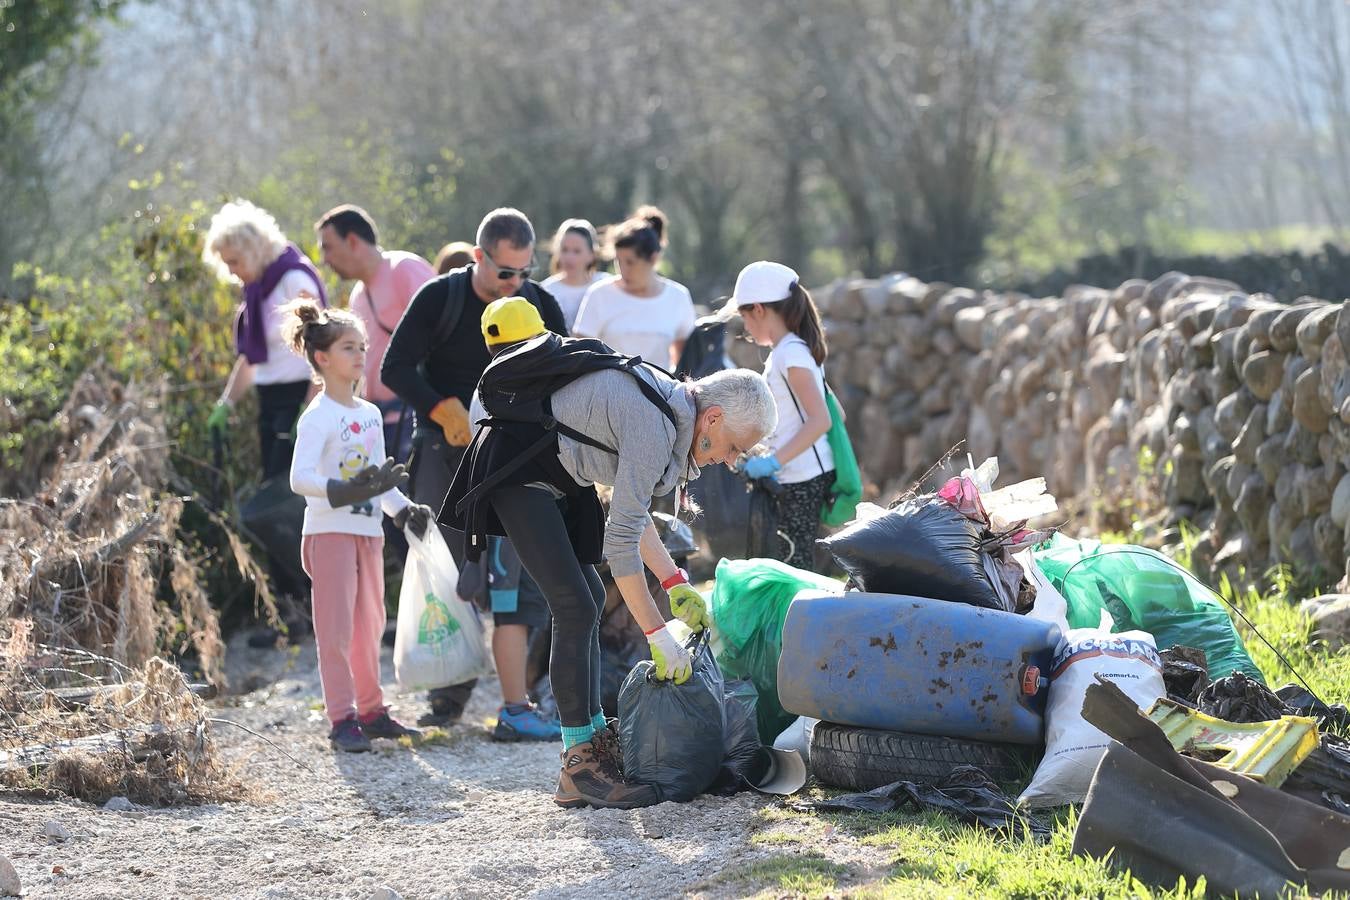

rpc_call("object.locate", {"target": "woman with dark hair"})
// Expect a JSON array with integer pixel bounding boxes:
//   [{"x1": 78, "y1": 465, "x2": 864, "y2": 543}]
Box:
[
  {"x1": 572, "y1": 205, "x2": 695, "y2": 371},
  {"x1": 723, "y1": 261, "x2": 837, "y2": 573},
  {"x1": 541, "y1": 218, "x2": 605, "y2": 331}
]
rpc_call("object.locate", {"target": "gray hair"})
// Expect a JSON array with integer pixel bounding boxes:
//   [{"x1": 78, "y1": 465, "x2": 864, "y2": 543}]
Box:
[
  {"x1": 692, "y1": 368, "x2": 777, "y2": 443},
  {"x1": 476, "y1": 207, "x2": 535, "y2": 252}
]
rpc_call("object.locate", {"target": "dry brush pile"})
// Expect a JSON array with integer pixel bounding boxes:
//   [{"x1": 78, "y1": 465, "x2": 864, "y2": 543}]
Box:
[
  {"x1": 0, "y1": 367, "x2": 269, "y2": 804},
  {"x1": 812, "y1": 271, "x2": 1350, "y2": 591}
]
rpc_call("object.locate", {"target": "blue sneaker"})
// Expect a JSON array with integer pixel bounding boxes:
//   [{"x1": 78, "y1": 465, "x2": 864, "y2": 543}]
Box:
[{"x1": 492, "y1": 704, "x2": 562, "y2": 743}]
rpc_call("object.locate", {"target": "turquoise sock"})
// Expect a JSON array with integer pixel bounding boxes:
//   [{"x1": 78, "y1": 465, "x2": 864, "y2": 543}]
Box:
[
  {"x1": 561, "y1": 724, "x2": 595, "y2": 750},
  {"x1": 590, "y1": 712, "x2": 607, "y2": 732}
]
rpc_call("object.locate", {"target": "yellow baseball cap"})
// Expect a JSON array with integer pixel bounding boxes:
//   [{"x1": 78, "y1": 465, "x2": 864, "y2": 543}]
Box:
[{"x1": 481, "y1": 296, "x2": 546, "y2": 346}]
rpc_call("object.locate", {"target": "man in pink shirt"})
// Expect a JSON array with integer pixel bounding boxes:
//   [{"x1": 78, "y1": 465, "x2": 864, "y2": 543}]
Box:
[{"x1": 315, "y1": 205, "x2": 436, "y2": 463}]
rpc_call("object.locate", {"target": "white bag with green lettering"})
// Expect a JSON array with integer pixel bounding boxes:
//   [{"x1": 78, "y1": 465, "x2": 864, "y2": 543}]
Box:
[{"x1": 394, "y1": 525, "x2": 493, "y2": 692}]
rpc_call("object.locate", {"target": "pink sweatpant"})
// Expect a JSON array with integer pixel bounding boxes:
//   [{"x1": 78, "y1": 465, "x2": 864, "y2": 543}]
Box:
[{"x1": 301, "y1": 533, "x2": 387, "y2": 725}]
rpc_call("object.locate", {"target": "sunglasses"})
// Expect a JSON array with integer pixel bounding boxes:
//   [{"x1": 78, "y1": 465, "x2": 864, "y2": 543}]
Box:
[{"x1": 480, "y1": 248, "x2": 534, "y2": 281}]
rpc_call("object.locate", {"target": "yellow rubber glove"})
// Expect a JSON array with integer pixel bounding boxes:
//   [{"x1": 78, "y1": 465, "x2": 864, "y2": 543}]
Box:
[
  {"x1": 667, "y1": 582, "x2": 710, "y2": 633},
  {"x1": 647, "y1": 625, "x2": 693, "y2": 684},
  {"x1": 430, "y1": 397, "x2": 471, "y2": 446}
]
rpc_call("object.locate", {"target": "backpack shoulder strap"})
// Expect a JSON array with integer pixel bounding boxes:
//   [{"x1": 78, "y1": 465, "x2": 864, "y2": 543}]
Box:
[
  {"x1": 431, "y1": 274, "x2": 467, "y2": 347},
  {"x1": 778, "y1": 367, "x2": 826, "y2": 476}
]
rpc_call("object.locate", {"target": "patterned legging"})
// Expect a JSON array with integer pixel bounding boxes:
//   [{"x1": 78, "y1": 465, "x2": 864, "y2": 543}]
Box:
[{"x1": 775, "y1": 470, "x2": 835, "y2": 573}]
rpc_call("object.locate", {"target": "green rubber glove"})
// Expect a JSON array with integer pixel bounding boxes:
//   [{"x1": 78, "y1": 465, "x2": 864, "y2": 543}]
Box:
[
  {"x1": 647, "y1": 625, "x2": 693, "y2": 684},
  {"x1": 207, "y1": 402, "x2": 230, "y2": 435},
  {"x1": 667, "y1": 582, "x2": 709, "y2": 633}
]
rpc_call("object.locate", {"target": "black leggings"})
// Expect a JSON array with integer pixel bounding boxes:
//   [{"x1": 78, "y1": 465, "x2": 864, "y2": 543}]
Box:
[
  {"x1": 776, "y1": 470, "x2": 835, "y2": 573},
  {"x1": 255, "y1": 380, "x2": 310, "y2": 480},
  {"x1": 490, "y1": 484, "x2": 605, "y2": 727}
]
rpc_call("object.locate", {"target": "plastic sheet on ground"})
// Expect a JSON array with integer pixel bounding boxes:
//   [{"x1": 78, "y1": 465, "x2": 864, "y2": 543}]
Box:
[{"x1": 804, "y1": 765, "x2": 1049, "y2": 839}]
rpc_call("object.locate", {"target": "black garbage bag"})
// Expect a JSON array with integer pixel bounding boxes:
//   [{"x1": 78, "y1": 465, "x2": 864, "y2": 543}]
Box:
[
  {"x1": 1277, "y1": 685, "x2": 1350, "y2": 731},
  {"x1": 819, "y1": 496, "x2": 1004, "y2": 610},
  {"x1": 1196, "y1": 672, "x2": 1286, "y2": 723},
  {"x1": 239, "y1": 474, "x2": 307, "y2": 590},
  {"x1": 805, "y1": 765, "x2": 1048, "y2": 839},
  {"x1": 722, "y1": 678, "x2": 761, "y2": 777},
  {"x1": 707, "y1": 678, "x2": 768, "y2": 796},
  {"x1": 600, "y1": 638, "x2": 648, "y2": 716},
  {"x1": 619, "y1": 631, "x2": 726, "y2": 802},
  {"x1": 1160, "y1": 646, "x2": 1210, "y2": 704}
]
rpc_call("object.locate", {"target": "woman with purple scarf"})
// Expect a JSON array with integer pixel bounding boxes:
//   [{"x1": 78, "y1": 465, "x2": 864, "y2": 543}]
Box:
[{"x1": 204, "y1": 200, "x2": 328, "y2": 480}]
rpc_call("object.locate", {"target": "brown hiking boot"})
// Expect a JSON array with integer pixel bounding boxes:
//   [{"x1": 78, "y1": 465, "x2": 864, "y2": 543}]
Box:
[{"x1": 554, "y1": 741, "x2": 660, "y2": 810}]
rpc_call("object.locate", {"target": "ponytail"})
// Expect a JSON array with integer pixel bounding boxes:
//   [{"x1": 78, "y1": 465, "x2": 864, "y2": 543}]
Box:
[{"x1": 765, "y1": 281, "x2": 828, "y2": 365}]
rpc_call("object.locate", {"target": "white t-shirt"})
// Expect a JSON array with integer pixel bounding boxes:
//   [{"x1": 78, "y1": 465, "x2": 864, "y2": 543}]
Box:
[
  {"x1": 541, "y1": 271, "x2": 606, "y2": 332},
  {"x1": 252, "y1": 269, "x2": 319, "y2": 385},
  {"x1": 290, "y1": 393, "x2": 410, "y2": 536},
  {"x1": 572, "y1": 275, "x2": 696, "y2": 368},
  {"x1": 764, "y1": 334, "x2": 835, "y2": 485}
]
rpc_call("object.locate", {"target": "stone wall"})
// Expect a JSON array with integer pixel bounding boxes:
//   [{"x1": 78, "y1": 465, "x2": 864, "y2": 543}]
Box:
[{"x1": 802, "y1": 271, "x2": 1350, "y2": 589}]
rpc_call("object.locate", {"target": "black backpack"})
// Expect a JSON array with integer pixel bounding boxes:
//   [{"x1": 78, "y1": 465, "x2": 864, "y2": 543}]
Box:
[{"x1": 454, "y1": 333, "x2": 678, "y2": 514}]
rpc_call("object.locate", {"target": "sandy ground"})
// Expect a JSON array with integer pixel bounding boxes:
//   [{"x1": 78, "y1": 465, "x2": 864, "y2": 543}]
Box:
[{"x1": 0, "y1": 635, "x2": 796, "y2": 900}]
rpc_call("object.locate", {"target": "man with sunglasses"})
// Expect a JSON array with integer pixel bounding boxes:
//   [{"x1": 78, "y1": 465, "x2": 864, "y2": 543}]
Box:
[{"x1": 382, "y1": 207, "x2": 567, "y2": 732}]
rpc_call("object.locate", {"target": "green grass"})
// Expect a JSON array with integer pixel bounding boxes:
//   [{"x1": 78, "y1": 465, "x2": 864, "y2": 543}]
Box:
[{"x1": 716, "y1": 853, "x2": 855, "y2": 898}]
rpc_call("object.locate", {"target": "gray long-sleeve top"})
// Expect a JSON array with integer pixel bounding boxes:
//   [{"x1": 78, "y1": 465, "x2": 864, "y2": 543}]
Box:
[{"x1": 548, "y1": 365, "x2": 699, "y2": 578}]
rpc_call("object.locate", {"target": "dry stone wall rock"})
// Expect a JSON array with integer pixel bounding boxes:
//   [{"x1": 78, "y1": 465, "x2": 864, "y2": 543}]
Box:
[{"x1": 812, "y1": 271, "x2": 1348, "y2": 588}]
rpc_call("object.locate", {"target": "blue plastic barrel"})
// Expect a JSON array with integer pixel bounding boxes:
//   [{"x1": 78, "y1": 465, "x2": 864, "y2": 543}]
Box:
[{"x1": 777, "y1": 592, "x2": 1062, "y2": 744}]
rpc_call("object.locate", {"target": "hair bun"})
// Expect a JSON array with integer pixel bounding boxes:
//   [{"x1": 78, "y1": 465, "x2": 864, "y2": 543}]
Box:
[
  {"x1": 634, "y1": 204, "x2": 667, "y2": 244},
  {"x1": 293, "y1": 301, "x2": 324, "y2": 325}
]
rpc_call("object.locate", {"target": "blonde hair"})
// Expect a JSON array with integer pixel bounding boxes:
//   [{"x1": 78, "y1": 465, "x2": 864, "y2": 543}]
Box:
[
  {"x1": 202, "y1": 199, "x2": 289, "y2": 283},
  {"x1": 280, "y1": 298, "x2": 366, "y2": 382}
]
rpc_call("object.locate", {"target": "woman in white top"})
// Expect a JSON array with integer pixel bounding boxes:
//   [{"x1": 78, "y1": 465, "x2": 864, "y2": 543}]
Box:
[
  {"x1": 725, "y1": 261, "x2": 836, "y2": 572},
  {"x1": 572, "y1": 206, "x2": 695, "y2": 370},
  {"x1": 540, "y1": 218, "x2": 606, "y2": 331},
  {"x1": 203, "y1": 199, "x2": 326, "y2": 480}
]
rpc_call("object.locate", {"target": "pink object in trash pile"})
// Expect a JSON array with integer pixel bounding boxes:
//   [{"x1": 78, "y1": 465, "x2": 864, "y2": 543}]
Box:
[{"x1": 937, "y1": 475, "x2": 987, "y2": 523}]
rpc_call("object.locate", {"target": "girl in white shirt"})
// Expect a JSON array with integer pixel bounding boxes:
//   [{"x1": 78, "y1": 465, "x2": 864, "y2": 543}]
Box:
[
  {"x1": 283, "y1": 300, "x2": 429, "y2": 752},
  {"x1": 573, "y1": 206, "x2": 695, "y2": 370},
  {"x1": 540, "y1": 218, "x2": 606, "y2": 331},
  {"x1": 724, "y1": 261, "x2": 836, "y2": 572}
]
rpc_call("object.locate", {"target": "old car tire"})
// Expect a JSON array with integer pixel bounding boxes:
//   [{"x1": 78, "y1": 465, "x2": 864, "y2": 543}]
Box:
[{"x1": 809, "y1": 722, "x2": 1032, "y2": 791}]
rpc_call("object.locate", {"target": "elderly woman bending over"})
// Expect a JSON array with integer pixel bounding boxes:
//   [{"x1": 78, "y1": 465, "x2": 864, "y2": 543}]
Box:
[{"x1": 445, "y1": 299, "x2": 776, "y2": 811}]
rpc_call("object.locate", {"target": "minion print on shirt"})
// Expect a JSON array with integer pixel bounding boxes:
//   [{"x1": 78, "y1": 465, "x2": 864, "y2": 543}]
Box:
[{"x1": 335, "y1": 412, "x2": 384, "y2": 516}]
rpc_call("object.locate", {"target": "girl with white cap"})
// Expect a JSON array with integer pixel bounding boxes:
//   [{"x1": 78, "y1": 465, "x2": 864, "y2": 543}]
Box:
[{"x1": 725, "y1": 261, "x2": 836, "y2": 572}]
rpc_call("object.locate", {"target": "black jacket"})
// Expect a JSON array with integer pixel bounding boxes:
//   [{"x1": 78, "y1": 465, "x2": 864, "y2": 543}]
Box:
[{"x1": 380, "y1": 265, "x2": 567, "y2": 426}]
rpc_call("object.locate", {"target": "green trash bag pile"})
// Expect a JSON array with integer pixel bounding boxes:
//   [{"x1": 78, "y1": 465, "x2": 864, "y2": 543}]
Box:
[
  {"x1": 710, "y1": 558, "x2": 842, "y2": 742},
  {"x1": 1032, "y1": 534, "x2": 1264, "y2": 682}
]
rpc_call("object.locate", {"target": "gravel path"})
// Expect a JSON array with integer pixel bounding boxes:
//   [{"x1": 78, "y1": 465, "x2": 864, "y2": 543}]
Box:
[{"x1": 0, "y1": 636, "x2": 790, "y2": 899}]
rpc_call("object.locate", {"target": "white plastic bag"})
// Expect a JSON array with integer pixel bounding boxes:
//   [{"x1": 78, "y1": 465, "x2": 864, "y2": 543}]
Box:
[
  {"x1": 1016, "y1": 547, "x2": 1070, "y2": 641},
  {"x1": 1017, "y1": 626, "x2": 1165, "y2": 808},
  {"x1": 394, "y1": 526, "x2": 493, "y2": 693}
]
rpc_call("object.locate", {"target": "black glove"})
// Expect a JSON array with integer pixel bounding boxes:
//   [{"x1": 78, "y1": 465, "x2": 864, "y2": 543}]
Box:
[
  {"x1": 326, "y1": 459, "x2": 409, "y2": 508},
  {"x1": 393, "y1": 503, "x2": 434, "y2": 539}
]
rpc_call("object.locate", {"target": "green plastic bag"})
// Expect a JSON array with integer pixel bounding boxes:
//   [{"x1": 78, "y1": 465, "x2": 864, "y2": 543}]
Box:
[
  {"x1": 1031, "y1": 534, "x2": 1264, "y2": 682},
  {"x1": 710, "y1": 557, "x2": 842, "y2": 742},
  {"x1": 821, "y1": 386, "x2": 862, "y2": 526}
]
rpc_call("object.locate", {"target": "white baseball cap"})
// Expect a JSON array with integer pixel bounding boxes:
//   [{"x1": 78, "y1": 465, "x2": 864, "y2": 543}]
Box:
[{"x1": 717, "y1": 260, "x2": 800, "y2": 320}]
